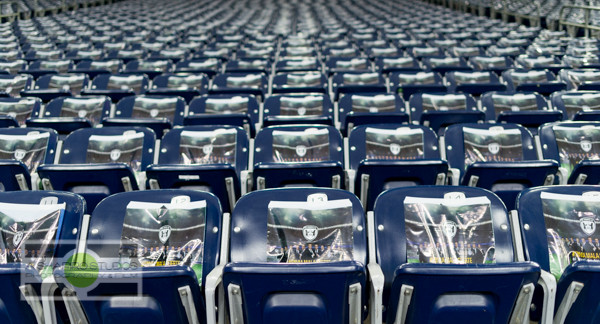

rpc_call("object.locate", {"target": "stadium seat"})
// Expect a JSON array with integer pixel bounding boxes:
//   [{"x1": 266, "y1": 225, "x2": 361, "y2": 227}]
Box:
[
  {"x1": 251, "y1": 125, "x2": 345, "y2": 190},
  {"x1": 469, "y1": 55, "x2": 514, "y2": 75},
  {"x1": 369, "y1": 185, "x2": 540, "y2": 324},
  {"x1": 263, "y1": 94, "x2": 333, "y2": 127},
  {"x1": 502, "y1": 69, "x2": 567, "y2": 96},
  {"x1": 225, "y1": 58, "x2": 271, "y2": 74},
  {"x1": 443, "y1": 123, "x2": 558, "y2": 209},
  {"x1": 175, "y1": 59, "x2": 222, "y2": 78},
  {"x1": 26, "y1": 96, "x2": 111, "y2": 135},
  {"x1": 422, "y1": 56, "x2": 473, "y2": 75},
  {"x1": 0, "y1": 190, "x2": 85, "y2": 324},
  {"x1": 551, "y1": 91, "x2": 600, "y2": 121},
  {"x1": 223, "y1": 187, "x2": 367, "y2": 324},
  {"x1": 480, "y1": 91, "x2": 562, "y2": 134},
  {"x1": 373, "y1": 56, "x2": 421, "y2": 74},
  {"x1": 210, "y1": 73, "x2": 268, "y2": 100},
  {"x1": 37, "y1": 126, "x2": 156, "y2": 211},
  {"x1": 0, "y1": 97, "x2": 40, "y2": 126},
  {"x1": 445, "y1": 71, "x2": 507, "y2": 96},
  {"x1": 53, "y1": 189, "x2": 223, "y2": 324},
  {"x1": 81, "y1": 74, "x2": 149, "y2": 103},
  {"x1": 21, "y1": 73, "x2": 87, "y2": 102},
  {"x1": 103, "y1": 95, "x2": 186, "y2": 138},
  {"x1": 516, "y1": 185, "x2": 600, "y2": 324},
  {"x1": 271, "y1": 72, "x2": 328, "y2": 94},
  {"x1": 73, "y1": 59, "x2": 123, "y2": 80},
  {"x1": 409, "y1": 92, "x2": 484, "y2": 133},
  {"x1": 559, "y1": 69, "x2": 600, "y2": 91},
  {"x1": 389, "y1": 71, "x2": 447, "y2": 101},
  {"x1": 146, "y1": 125, "x2": 249, "y2": 212},
  {"x1": 22, "y1": 60, "x2": 73, "y2": 79},
  {"x1": 0, "y1": 127, "x2": 58, "y2": 191},
  {"x1": 331, "y1": 72, "x2": 387, "y2": 101},
  {"x1": 145, "y1": 73, "x2": 208, "y2": 104},
  {"x1": 338, "y1": 93, "x2": 409, "y2": 136},
  {"x1": 275, "y1": 58, "x2": 321, "y2": 73},
  {"x1": 186, "y1": 94, "x2": 259, "y2": 137},
  {"x1": 539, "y1": 121, "x2": 600, "y2": 185},
  {"x1": 348, "y1": 124, "x2": 448, "y2": 210}
]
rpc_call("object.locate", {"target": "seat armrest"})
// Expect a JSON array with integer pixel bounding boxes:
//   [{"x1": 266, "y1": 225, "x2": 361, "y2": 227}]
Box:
[
  {"x1": 538, "y1": 270, "x2": 557, "y2": 324},
  {"x1": 367, "y1": 262, "x2": 384, "y2": 324},
  {"x1": 205, "y1": 264, "x2": 225, "y2": 324}
]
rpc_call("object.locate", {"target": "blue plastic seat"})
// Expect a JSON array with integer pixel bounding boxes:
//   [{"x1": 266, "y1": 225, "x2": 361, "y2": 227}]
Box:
[
  {"x1": 104, "y1": 95, "x2": 186, "y2": 138},
  {"x1": 369, "y1": 185, "x2": 540, "y2": 324},
  {"x1": 186, "y1": 94, "x2": 259, "y2": 137},
  {"x1": 210, "y1": 73, "x2": 268, "y2": 100},
  {"x1": 146, "y1": 73, "x2": 208, "y2": 103},
  {"x1": 26, "y1": 96, "x2": 111, "y2": 135},
  {"x1": 516, "y1": 185, "x2": 600, "y2": 324},
  {"x1": 73, "y1": 59, "x2": 123, "y2": 80},
  {"x1": 54, "y1": 189, "x2": 222, "y2": 324},
  {"x1": 123, "y1": 59, "x2": 173, "y2": 80},
  {"x1": 325, "y1": 57, "x2": 372, "y2": 76},
  {"x1": 551, "y1": 91, "x2": 600, "y2": 121},
  {"x1": 446, "y1": 71, "x2": 507, "y2": 96},
  {"x1": 515, "y1": 55, "x2": 568, "y2": 75},
  {"x1": 0, "y1": 97, "x2": 40, "y2": 126},
  {"x1": 409, "y1": 92, "x2": 484, "y2": 133},
  {"x1": 374, "y1": 56, "x2": 421, "y2": 74},
  {"x1": 146, "y1": 125, "x2": 249, "y2": 212},
  {"x1": 469, "y1": 55, "x2": 514, "y2": 74},
  {"x1": 0, "y1": 127, "x2": 58, "y2": 191},
  {"x1": 225, "y1": 59, "x2": 271, "y2": 74},
  {"x1": 0, "y1": 60, "x2": 27, "y2": 75},
  {"x1": 175, "y1": 59, "x2": 222, "y2": 78},
  {"x1": 21, "y1": 73, "x2": 88, "y2": 102},
  {"x1": 502, "y1": 69, "x2": 567, "y2": 96},
  {"x1": 539, "y1": 121, "x2": 600, "y2": 185},
  {"x1": 271, "y1": 72, "x2": 327, "y2": 94},
  {"x1": 443, "y1": 123, "x2": 558, "y2": 209},
  {"x1": 23, "y1": 60, "x2": 74, "y2": 79},
  {"x1": 338, "y1": 93, "x2": 409, "y2": 136},
  {"x1": 422, "y1": 56, "x2": 473, "y2": 75},
  {"x1": 559, "y1": 69, "x2": 600, "y2": 91},
  {"x1": 263, "y1": 94, "x2": 333, "y2": 127},
  {"x1": 481, "y1": 91, "x2": 562, "y2": 134},
  {"x1": 389, "y1": 71, "x2": 447, "y2": 101},
  {"x1": 275, "y1": 58, "x2": 321, "y2": 73},
  {"x1": 252, "y1": 125, "x2": 345, "y2": 190},
  {"x1": 348, "y1": 124, "x2": 447, "y2": 210},
  {"x1": 331, "y1": 72, "x2": 386, "y2": 101},
  {"x1": 82, "y1": 74, "x2": 149, "y2": 103},
  {"x1": 37, "y1": 126, "x2": 156, "y2": 211},
  {"x1": 0, "y1": 190, "x2": 85, "y2": 324},
  {"x1": 223, "y1": 187, "x2": 367, "y2": 324}
]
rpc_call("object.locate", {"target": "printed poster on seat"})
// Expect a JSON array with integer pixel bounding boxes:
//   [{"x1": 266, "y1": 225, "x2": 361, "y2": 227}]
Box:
[
  {"x1": 267, "y1": 198, "x2": 354, "y2": 263},
  {"x1": 404, "y1": 195, "x2": 496, "y2": 264},
  {"x1": 121, "y1": 199, "x2": 206, "y2": 283},
  {"x1": 463, "y1": 126, "x2": 523, "y2": 167}
]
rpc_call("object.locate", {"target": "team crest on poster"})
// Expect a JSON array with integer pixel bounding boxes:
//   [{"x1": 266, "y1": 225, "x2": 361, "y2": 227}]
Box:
[
  {"x1": 443, "y1": 220, "x2": 458, "y2": 239},
  {"x1": 488, "y1": 142, "x2": 500, "y2": 154},
  {"x1": 12, "y1": 230, "x2": 24, "y2": 246},
  {"x1": 110, "y1": 149, "x2": 121, "y2": 161},
  {"x1": 581, "y1": 140, "x2": 593, "y2": 152},
  {"x1": 298, "y1": 107, "x2": 306, "y2": 116},
  {"x1": 158, "y1": 225, "x2": 172, "y2": 243},
  {"x1": 203, "y1": 144, "x2": 213, "y2": 155},
  {"x1": 302, "y1": 225, "x2": 319, "y2": 242},
  {"x1": 13, "y1": 149, "x2": 26, "y2": 160},
  {"x1": 389, "y1": 143, "x2": 401, "y2": 155},
  {"x1": 296, "y1": 145, "x2": 307, "y2": 157},
  {"x1": 580, "y1": 217, "x2": 596, "y2": 235}
]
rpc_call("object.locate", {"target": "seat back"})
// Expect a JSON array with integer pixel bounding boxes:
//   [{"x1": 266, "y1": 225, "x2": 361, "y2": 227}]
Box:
[
  {"x1": 35, "y1": 73, "x2": 88, "y2": 95},
  {"x1": 338, "y1": 93, "x2": 407, "y2": 135},
  {"x1": 539, "y1": 121, "x2": 600, "y2": 184},
  {"x1": 409, "y1": 92, "x2": 482, "y2": 132},
  {"x1": 42, "y1": 96, "x2": 111, "y2": 126},
  {"x1": 58, "y1": 126, "x2": 155, "y2": 172},
  {"x1": 388, "y1": 71, "x2": 446, "y2": 100},
  {"x1": 90, "y1": 74, "x2": 149, "y2": 94},
  {"x1": 551, "y1": 90, "x2": 600, "y2": 120},
  {"x1": 559, "y1": 69, "x2": 600, "y2": 91},
  {"x1": 0, "y1": 74, "x2": 32, "y2": 97},
  {"x1": 481, "y1": 91, "x2": 548, "y2": 121},
  {"x1": 78, "y1": 190, "x2": 222, "y2": 323},
  {"x1": 0, "y1": 127, "x2": 58, "y2": 172},
  {"x1": 271, "y1": 72, "x2": 327, "y2": 94},
  {"x1": 517, "y1": 185, "x2": 600, "y2": 323},
  {"x1": 225, "y1": 188, "x2": 367, "y2": 324},
  {"x1": 0, "y1": 97, "x2": 40, "y2": 126},
  {"x1": 263, "y1": 94, "x2": 333, "y2": 126},
  {"x1": 373, "y1": 185, "x2": 535, "y2": 323},
  {"x1": 114, "y1": 95, "x2": 186, "y2": 125}
]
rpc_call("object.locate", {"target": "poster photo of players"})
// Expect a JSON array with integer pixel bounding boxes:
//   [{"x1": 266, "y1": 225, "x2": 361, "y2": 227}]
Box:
[
  {"x1": 121, "y1": 200, "x2": 206, "y2": 282},
  {"x1": 178, "y1": 128, "x2": 237, "y2": 165},
  {"x1": 0, "y1": 201, "x2": 65, "y2": 274},
  {"x1": 404, "y1": 195, "x2": 496, "y2": 265},
  {"x1": 541, "y1": 191, "x2": 600, "y2": 280},
  {"x1": 552, "y1": 125, "x2": 600, "y2": 177},
  {"x1": 463, "y1": 126, "x2": 524, "y2": 166},
  {"x1": 365, "y1": 126, "x2": 424, "y2": 160},
  {"x1": 86, "y1": 131, "x2": 145, "y2": 172},
  {"x1": 351, "y1": 94, "x2": 396, "y2": 114},
  {"x1": 0, "y1": 131, "x2": 50, "y2": 173},
  {"x1": 266, "y1": 198, "x2": 354, "y2": 263},
  {"x1": 272, "y1": 128, "x2": 330, "y2": 163}
]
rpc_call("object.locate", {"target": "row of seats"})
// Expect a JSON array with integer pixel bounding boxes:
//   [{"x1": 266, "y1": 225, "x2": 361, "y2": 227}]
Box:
[
  {"x1": 1, "y1": 185, "x2": 599, "y2": 323},
  {"x1": 0, "y1": 119, "x2": 597, "y2": 214}
]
